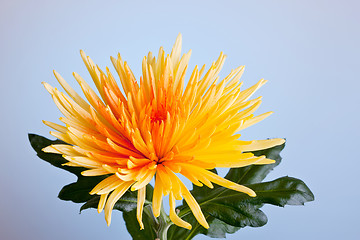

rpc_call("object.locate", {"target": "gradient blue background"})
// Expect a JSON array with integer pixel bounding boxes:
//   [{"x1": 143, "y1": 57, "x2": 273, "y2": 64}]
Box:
[{"x1": 1, "y1": 0, "x2": 359, "y2": 239}]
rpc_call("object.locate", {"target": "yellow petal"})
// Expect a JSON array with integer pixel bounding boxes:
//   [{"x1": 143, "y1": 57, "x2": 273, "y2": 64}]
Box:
[
  {"x1": 253, "y1": 158, "x2": 276, "y2": 165},
  {"x1": 214, "y1": 156, "x2": 266, "y2": 168},
  {"x1": 131, "y1": 168, "x2": 156, "y2": 191},
  {"x1": 63, "y1": 156, "x2": 101, "y2": 168},
  {"x1": 81, "y1": 168, "x2": 109, "y2": 176},
  {"x1": 97, "y1": 194, "x2": 108, "y2": 213},
  {"x1": 104, "y1": 181, "x2": 133, "y2": 226},
  {"x1": 240, "y1": 138, "x2": 285, "y2": 152},
  {"x1": 90, "y1": 175, "x2": 120, "y2": 195},
  {"x1": 237, "y1": 112, "x2": 273, "y2": 131},
  {"x1": 137, "y1": 187, "x2": 146, "y2": 230},
  {"x1": 200, "y1": 168, "x2": 256, "y2": 197},
  {"x1": 179, "y1": 181, "x2": 209, "y2": 229},
  {"x1": 42, "y1": 120, "x2": 67, "y2": 133},
  {"x1": 152, "y1": 173, "x2": 164, "y2": 218},
  {"x1": 53, "y1": 70, "x2": 90, "y2": 110},
  {"x1": 169, "y1": 192, "x2": 192, "y2": 230}
]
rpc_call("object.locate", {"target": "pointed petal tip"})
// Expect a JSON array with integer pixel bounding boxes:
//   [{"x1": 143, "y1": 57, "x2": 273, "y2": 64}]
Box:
[
  {"x1": 89, "y1": 190, "x2": 96, "y2": 195},
  {"x1": 203, "y1": 222, "x2": 210, "y2": 229},
  {"x1": 41, "y1": 146, "x2": 51, "y2": 153},
  {"x1": 269, "y1": 159, "x2": 276, "y2": 164},
  {"x1": 105, "y1": 213, "x2": 111, "y2": 226},
  {"x1": 176, "y1": 32, "x2": 182, "y2": 39},
  {"x1": 270, "y1": 137, "x2": 286, "y2": 145},
  {"x1": 244, "y1": 186, "x2": 256, "y2": 197},
  {"x1": 42, "y1": 82, "x2": 54, "y2": 93}
]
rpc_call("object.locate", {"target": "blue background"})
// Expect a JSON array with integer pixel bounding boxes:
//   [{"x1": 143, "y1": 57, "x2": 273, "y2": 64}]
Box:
[{"x1": 1, "y1": 0, "x2": 359, "y2": 239}]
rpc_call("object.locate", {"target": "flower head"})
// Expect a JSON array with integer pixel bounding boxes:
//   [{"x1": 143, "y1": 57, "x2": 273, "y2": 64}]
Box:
[{"x1": 42, "y1": 34, "x2": 284, "y2": 230}]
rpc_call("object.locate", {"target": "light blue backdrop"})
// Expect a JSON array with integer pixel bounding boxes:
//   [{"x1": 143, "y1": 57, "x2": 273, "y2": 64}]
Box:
[{"x1": 1, "y1": 0, "x2": 359, "y2": 239}]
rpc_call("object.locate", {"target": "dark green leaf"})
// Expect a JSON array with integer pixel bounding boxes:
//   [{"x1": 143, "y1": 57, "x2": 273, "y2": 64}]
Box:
[
  {"x1": 58, "y1": 175, "x2": 107, "y2": 203},
  {"x1": 201, "y1": 202, "x2": 267, "y2": 228},
  {"x1": 80, "y1": 195, "x2": 101, "y2": 212},
  {"x1": 171, "y1": 176, "x2": 313, "y2": 239},
  {"x1": 247, "y1": 176, "x2": 315, "y2": 207},
  {"x1": 205, "y1": 218, "x2": 240, "y2": 238}
]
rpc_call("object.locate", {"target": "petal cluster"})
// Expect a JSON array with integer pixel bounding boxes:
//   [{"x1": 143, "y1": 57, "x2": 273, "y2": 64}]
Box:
[{"x1": 42, "y1": 34, "x2": 284, "y2": 230}]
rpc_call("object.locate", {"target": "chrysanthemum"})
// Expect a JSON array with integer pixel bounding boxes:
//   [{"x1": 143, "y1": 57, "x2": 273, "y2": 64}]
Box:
[{"x1": 42, "y1": 34, "x2": 284, "y2": 230}]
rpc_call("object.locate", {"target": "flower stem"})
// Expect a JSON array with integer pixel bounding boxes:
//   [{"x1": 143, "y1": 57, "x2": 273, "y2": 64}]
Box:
[
  {"x1": 144, "y1": 205, "x2": 172, "y2": 240},
  {"x1": 156, "y1": 206, "x2": 172, "y2": 240}
]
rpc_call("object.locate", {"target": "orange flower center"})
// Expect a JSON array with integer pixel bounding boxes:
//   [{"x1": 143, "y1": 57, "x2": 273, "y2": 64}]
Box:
[{"x1": 150, "y1": 106, "x2": 168, "y2": 124}]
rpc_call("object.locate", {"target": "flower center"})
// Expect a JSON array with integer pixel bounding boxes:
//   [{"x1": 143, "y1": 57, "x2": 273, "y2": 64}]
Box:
[{"x1": 151, "y1": 109, "x2": 167, "y2": 123}]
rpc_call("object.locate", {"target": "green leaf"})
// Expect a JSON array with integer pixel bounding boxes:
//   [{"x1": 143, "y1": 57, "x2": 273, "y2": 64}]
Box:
[
  {"x1": 197, "y1": 176, "x2": 314, "y2": 226},
  {"x1": 58, "y1": 176, "x2": 107, "y2": 203},
  {"x1": 247, "y1": 176, "x2": 315, "y2": 207},
  {"x1": 205, "y1": 218, "x2": 240, "y2": 238},
  {"x1": 172, "y1": 189, "x2": 267, "y2": 240},
  {"x1": 80, "y1": 195, "x2": 101, "y2": 212},
  {"x1": 171, "y1": 176, "x2": 313, "y2": 240}
]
